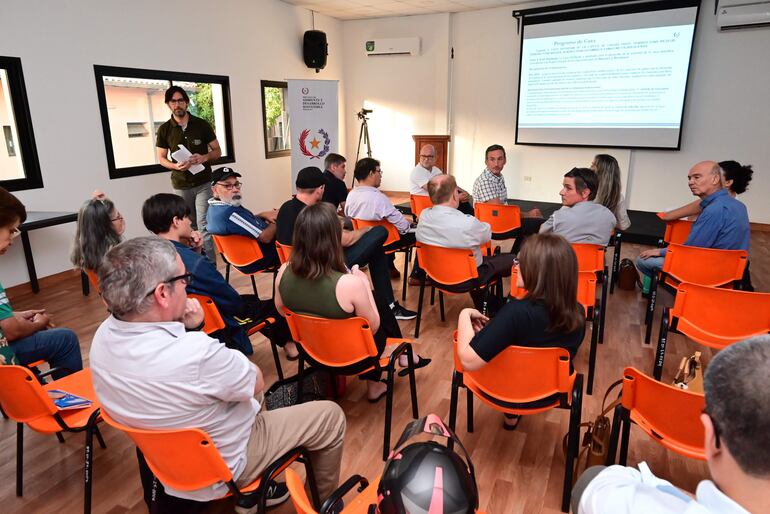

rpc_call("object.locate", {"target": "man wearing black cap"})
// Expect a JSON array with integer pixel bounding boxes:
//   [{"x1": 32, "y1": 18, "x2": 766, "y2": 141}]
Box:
[
  {"x1": 277, "y1": 167, "x2": 417, "y2": 320},
  {"x1": 207, "y1": 167, "x2": 279, "y2": 272}
]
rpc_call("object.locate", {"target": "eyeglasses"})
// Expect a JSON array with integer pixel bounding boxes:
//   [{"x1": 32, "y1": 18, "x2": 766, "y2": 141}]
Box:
[
  {"x1": 111, "y1": 215, "x2": 124, "y2": 222},
  {"x1": 168, "y1": 98, "x2": 188, "y2": 105},
  {"x1": 420, "y1": 154, "x2": 436, "y2": 159},
  {"x1": 10, "y1": 227, "x2": 21, "y2": 239},
  {"x1": 216, "y1": 181, "x2": 242, "y2": 190},
  {"x1": 144, "y1": 272, "x2": 192, "y2": 298}
]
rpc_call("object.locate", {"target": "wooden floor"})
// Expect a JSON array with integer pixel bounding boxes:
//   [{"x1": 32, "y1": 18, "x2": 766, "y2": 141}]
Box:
[{"x1": 2, "y1": 229, "x2": 768, "y2": 514}]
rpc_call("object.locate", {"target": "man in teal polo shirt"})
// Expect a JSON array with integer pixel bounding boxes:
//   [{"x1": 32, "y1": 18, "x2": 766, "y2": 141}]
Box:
[{"x1": 156, "y1": 85, "x2": 221, "y2": 263}]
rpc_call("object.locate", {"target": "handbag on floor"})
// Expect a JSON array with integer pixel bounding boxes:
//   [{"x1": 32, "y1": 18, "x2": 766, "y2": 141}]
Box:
[
  {"x1": 563, "y1": 379, "x2": 623, "y2": 483},
  {"x1": 617, "y1": 258, "x2": 640, "y2": 291},
  {"x1": 264, "y1": 369, "x2": 333, "y2": 410},
  {"x1": 673, "y1": 351, "x2": 704, "y2": 393}
]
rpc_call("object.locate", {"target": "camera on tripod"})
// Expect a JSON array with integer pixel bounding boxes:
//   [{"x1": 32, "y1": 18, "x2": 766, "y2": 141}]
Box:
[{"x1": 357, "y1": 108, "x2": 373, "y2": 120}]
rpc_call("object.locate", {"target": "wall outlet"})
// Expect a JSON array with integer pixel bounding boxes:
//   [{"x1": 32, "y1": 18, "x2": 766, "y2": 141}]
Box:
[{"x1": 523, "y1": 176, "x2": 532, "y2": 182}]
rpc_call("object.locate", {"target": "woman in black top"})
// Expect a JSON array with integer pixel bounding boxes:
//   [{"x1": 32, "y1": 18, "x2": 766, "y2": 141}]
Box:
[{"x1": 456, "y1": 233, "x2": 585, "y2": 429}]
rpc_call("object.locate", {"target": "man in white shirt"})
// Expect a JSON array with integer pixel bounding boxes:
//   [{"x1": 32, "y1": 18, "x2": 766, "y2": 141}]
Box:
[
  {"x1": 539, "y1": 167, "x2": 617, "y2": 246},
  {"x1": 410, "y1": 144, "x2": 474, "y2": 215},
  {"x1": 346, "y1": 157, "x2": 423, "y2": 281},
  {"x1": 471, "y1": 144, "x2": 543, "y2": 253},
  {"x1": 416, "y1": 174, "x2": 516, "y2": 310},
  {"x1": 89, "y1": 236, "x2": 346, "y2": 512},
  {"x1": 574, "y1": 335, "x2": 770, "y2": 514}
]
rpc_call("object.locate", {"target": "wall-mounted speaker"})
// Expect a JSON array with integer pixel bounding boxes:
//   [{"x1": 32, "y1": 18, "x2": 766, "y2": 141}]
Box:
[{"x1": 303, "y1": 30, "x2": 328, "y2": 72}]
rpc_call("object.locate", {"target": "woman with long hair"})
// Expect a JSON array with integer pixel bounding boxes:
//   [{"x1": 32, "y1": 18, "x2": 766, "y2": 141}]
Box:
[
  {"x1": 660, "y1": 160, "x2": 754, "y2": 221},
  {"x1": 591, "y1": 154, "x2": 631, "y2": 230},
  {"x1": 275, "y1": 202, "x2": 429, "y2": 402},
  {"x1": 456, "y1": 233, "x2": 585, "y2": 429},
  {"x1": 71, "y1": 190, "x2": 125, "y2": 272}
]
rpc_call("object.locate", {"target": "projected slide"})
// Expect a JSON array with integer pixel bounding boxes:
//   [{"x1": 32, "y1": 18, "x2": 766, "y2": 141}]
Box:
[{"x1": 515, "y1": 3, "x2": 699, "y2": 149}]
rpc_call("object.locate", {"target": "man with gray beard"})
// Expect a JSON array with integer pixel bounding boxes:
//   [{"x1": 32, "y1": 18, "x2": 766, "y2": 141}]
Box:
[{"x1": 206, "y1": 167, "x2": 279, "y2": 272}]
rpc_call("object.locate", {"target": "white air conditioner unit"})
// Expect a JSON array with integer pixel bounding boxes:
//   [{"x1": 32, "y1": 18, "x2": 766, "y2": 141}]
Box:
[
  {"x1": 717, "y1": 0, "x2": 770, "y2": 30},
  {"x1": 364, "y1": 37, "x2": 420, "y2": 56}
]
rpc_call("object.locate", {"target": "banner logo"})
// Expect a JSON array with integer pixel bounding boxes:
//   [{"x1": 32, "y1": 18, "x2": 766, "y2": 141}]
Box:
[
  {"x1": 301, "y1": 87, "x2": 310, "y2": 95},
  {"x1": 298, "y1": 128, "x2": 331, "y2": 159}
]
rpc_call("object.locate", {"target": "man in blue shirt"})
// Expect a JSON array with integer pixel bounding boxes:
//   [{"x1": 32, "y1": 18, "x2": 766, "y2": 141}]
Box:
[
  {"x1": 143, "y1": 193, "x2": 296, "y2": 358},
  {"x1": 206, "y1": 167, "x2": 279, "y2": 273},
  {"x1": 636, "y1": 160, "x2": 750, "y2": 278}
]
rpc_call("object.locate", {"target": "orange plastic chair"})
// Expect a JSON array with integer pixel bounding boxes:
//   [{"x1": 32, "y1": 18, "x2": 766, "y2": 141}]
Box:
[
  {"x1": 351, "y1": 218, "x2": 414, "y2": 301},
  {"x1": 409, "y1": 194, "x2": 433, "y2": 220},
  {"x1": 276, "y1": 241, "x2": 293, "y2": 264},
  {"x1": 84, "y1": 268, "x2": 101, "y2": 295},
  {"x1": 644, "y1": 243, "x2": 748, "y2": 344},
  {"x1": 286, "y1": 468, "x2": 377, "y2": 514},
  {"x1": 0, "y1": 367, "x2": 105, "y2": 513},
  {"x1": 607, "y1": 367, "x2": 705, "y2": 466},
  {"x1": 474, "y1": 202, "x2": 521, "y2": 253},
  {"x1": 283, "y1": 310, "x2": 419, "y2": 460},
  {"x1": 414, "y1": 242, "x2": 499, "y2": 338},
  {"x1": 653, "y1": 282, "x2": 770, "y2": 380},
  {"x1": 449, "y1": 335, "x2": 583, "y2": 513},
  {"x1": 572, "y1": 243, "x2": 609, "y2": 346},
  {"x1": 100, "y1": 409, "x2": 319, "y2": 514},
  {"x1": 659, "y1": 216, "x2": 694, "y2": 246},
  {"x1": 212, "y1": 234, "x2": 279, "y2": 297},
  {"x1": 187, "y1": 293, "x2": 284, "y2": 380}
]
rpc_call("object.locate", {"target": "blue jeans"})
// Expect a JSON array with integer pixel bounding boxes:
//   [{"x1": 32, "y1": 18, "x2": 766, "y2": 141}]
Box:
[
  {"x1": 175, "y1": 182, "x2": 215, "y2": 263},
  {"x1": 12, "y1": 328, "x2": 83, "y2": 380},
  {"x1": 636, "y1": 255, "x2": 664, "y2": 278}
]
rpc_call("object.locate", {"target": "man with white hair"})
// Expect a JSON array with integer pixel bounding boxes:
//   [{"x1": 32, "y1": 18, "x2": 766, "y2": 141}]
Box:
[
  {"x1": 636, "y1": 160, "x2": 750, "y2": 278},
  {"x1": 573, "y1": 335, "x2": 770, "y2": 514},
  {"x1": 90, "y1": 237, "x2": 346, "y2": 512}
]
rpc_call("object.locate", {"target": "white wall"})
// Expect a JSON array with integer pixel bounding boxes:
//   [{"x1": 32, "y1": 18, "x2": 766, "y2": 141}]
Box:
[
  {"x1": 342, "y1": 13, "x2": 451, "y2": 192},
  {"x1": 343, "y1": 1, "x2": 769, "y2": 220},
  {"x1": 0, "y1": 0, "x2": 344, "y2": 287}
]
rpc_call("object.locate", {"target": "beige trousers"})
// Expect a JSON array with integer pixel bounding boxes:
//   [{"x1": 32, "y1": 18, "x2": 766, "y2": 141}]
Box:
[{"x1": 237, "y1": 400, "x2": 346, "y2": 499}]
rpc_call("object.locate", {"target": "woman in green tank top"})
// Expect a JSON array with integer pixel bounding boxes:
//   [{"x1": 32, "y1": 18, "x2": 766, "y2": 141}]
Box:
[{"x1": 275, "y1": 203, "x2": 429, "y2": 402}]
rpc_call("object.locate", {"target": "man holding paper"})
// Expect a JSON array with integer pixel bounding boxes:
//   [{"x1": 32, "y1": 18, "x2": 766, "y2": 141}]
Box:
[{"x1": 156, "y1": 85, "x2": 222, "y2": 263}]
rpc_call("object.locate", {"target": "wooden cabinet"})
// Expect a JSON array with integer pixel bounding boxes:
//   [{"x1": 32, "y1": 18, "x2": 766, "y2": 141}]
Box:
[{"x1": 412, "y1": 135, "x2": 450, "y2": 173}]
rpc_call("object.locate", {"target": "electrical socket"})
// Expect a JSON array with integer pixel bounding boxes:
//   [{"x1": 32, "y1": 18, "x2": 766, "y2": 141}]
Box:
[{"x1": 523, "y1": 176, "x2": 532, "y2": 182}]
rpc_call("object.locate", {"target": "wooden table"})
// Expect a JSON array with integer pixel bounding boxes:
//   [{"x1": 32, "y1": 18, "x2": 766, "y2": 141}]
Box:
[{"x1": 20, "y1": 211, "x2": 78, "y2": 294}]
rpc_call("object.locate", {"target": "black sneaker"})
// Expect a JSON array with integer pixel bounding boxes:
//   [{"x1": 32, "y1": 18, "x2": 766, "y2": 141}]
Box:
[
  {"x1": 235, "y1": 480, "x2": 290, "y2": 513},
  {"x1": 391, "y1": 302, "x2": 417, "y2": 320}
]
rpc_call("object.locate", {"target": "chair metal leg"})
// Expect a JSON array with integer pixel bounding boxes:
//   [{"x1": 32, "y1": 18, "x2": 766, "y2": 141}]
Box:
[
  {"x1": 225, "y1": 263, "x2": 231, "y2": 283},
  {"x1": 250, "y1": 275, "x2": 258, "y2": 297},
  {"x1": 297, "y1": 358, "x2": 305, "y2": 404},
  {"x1": 606, "y1": 404, "x2": 623, "y2": 465},
  {"x1": 644, "y1": 275, "x2": 659, "y2": 344},
  {"x1": 383, "y1": 365, "x2": 396, "y2": 461},
  {"x1": 653, "y1": 309, "x2": 670, "y2": 381},
  {"x1": 599, "y1": 269, "x2": 608, "y2": 344},
  {"x1": 562, "y1": 374, "x2": 584, "y2": 512},
  {"x1": 270, "y1": 341, "x2": 284, "y2": 381},
  {"x1": 587, "y1": 303, "x2": 600, "y2": 395},
  {"x1": 618, "y1": 408, "x2": 632, "y2": 466},
  {"x1": 401, "y1": 249, "x2": 408, "y2": 302},
  {"x1": 94, "y1": 424, "x2": 106, "y2": 449},
  {"x1": 84, "y1": 410, "x2": 100, "y2": 514},
  {"x1": 405, "y1": 345, "x2": 419, "y2": 419},
  {"x1": 466, "y1": 388, "x2": 474, "y2": 433},
  {"x1": 610, "y1": 234, "x2": 622, "y2": 294},
  {"x1": 16, "y1": 422, "x2": 23, "y2": 496},
  {"x1": 439, "y1": 292, "x2": 445, "y2": 322},
  {"x1": 449, "y1": 372, "x2": 461, "y2": 432},
  {"x1": 415, "y1": 278, "x2": 426, "y2": 338},
  {"x1": 430, "y1": 285, "x2": 435, "y2": 305},
  {"x1": 56, "y1": 432, "x2": 65, "y2": 443}
]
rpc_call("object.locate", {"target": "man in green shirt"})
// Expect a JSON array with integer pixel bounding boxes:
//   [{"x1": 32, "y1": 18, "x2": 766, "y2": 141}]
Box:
[{"x1": 156, "y1": 85, "x2": 222, "y2": 263}]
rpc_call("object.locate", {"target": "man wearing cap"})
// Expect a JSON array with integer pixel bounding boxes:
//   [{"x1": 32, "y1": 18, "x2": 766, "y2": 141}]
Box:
[
  {"x1": 156, "y1": 85, "x2": 222, "y2": 263},
  {"x1": 277, "y1": 167, "x2": 417, "y2": 321},
  {"x1": 207, "y1": 167, "x2": 279, "y2": 272}
]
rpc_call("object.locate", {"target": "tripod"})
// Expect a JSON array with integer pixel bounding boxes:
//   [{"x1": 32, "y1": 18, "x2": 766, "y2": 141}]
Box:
[{"x1": 353, "y1": 109, "x2": 373, "y2": 187}]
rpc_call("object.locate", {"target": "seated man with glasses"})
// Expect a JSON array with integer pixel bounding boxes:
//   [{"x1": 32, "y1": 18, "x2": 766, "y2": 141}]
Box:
[
  {"x1": 90, "y1": 236, "x2": 345, "y2": 509},
  {"x1": 206, "y1": 167, "x2": 279, "y2": 273},
  {"x1": 410, "y1": 144, "x2": 474, "y2": 215},
  {"x1": 573, "y1": 335, "x2": 770, "y2": 514},
  {"x1": 143, "y1": 193, "x2": 296, "y2": 358}
]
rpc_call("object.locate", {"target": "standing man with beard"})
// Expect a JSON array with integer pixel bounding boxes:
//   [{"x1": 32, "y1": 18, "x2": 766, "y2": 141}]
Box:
[
  {"x1": 156, "y1": 85, "x2": 222, "y2": 263},
  {"x1": 206, "y1": 167, "x2": 280, "y2": 271}
]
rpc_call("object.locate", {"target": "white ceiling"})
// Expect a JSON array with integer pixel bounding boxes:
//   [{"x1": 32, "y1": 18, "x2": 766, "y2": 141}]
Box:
[{"x1": 280, "y1": 0, "x2": 537, "y2": 21}]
